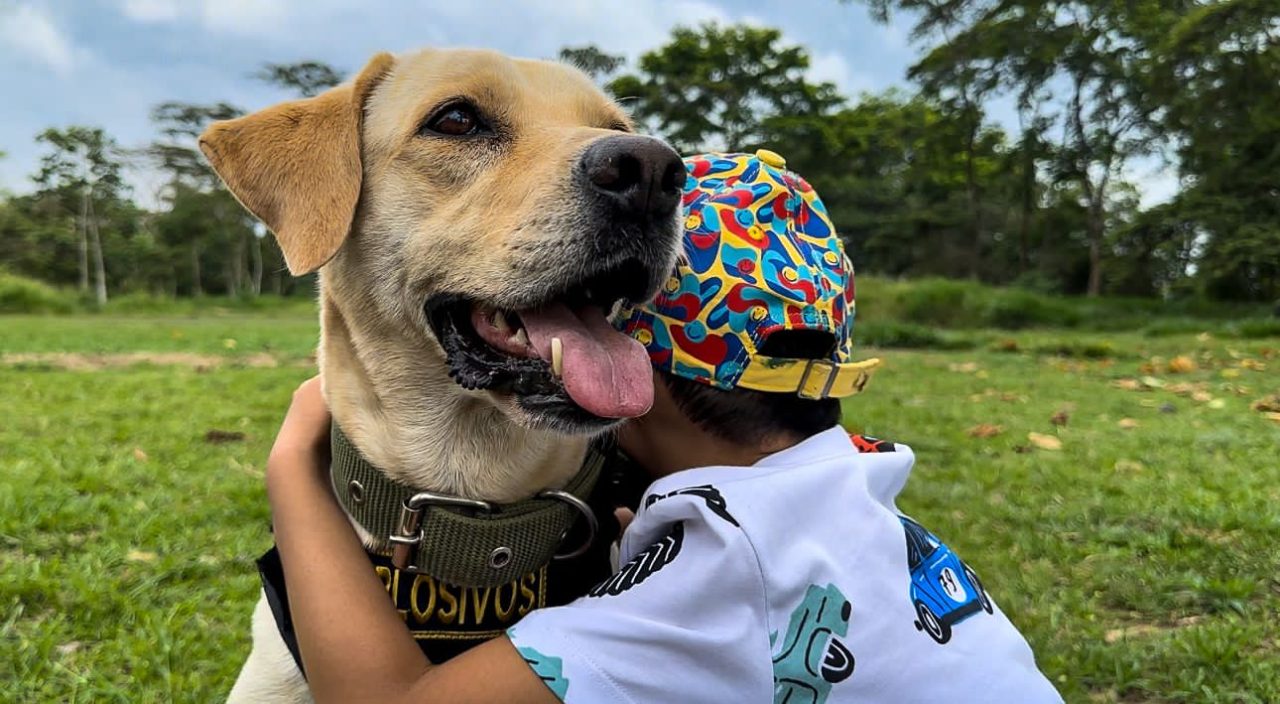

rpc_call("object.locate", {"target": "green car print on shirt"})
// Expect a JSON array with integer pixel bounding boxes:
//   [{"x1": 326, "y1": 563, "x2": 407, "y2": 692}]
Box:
[
  {"x1": 516, "y1": 645, "x2": 570, "y2": 699},
  {"x1": 770, "y1": 583, "x2": 855, "y2": 704}
]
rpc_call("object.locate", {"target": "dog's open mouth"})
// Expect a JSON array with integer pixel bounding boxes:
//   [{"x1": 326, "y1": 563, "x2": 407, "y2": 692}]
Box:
[{"x1": 426, "y1": 259, "x2": 659, "y2": 424}]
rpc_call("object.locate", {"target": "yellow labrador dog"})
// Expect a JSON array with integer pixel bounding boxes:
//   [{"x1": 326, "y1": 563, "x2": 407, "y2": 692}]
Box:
[{"x1": 201, "y1": 48, "x2": 683, "y2": 702}]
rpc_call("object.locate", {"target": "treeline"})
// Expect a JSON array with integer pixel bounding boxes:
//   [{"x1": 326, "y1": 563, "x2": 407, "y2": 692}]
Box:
[{"x1": 1, "y1": 3, "x2": 1276, "y2": 304}]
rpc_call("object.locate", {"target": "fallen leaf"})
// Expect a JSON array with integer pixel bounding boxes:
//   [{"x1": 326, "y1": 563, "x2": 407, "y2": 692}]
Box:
[
  {"x1": 1105, "y1": 625, "x2": 1161, "y2": 643},
  {"x1": 1220, "y1": 369, "x2": 1241, "y2": 379},
  {"x1": 1027, "y1": 432, "x2": 1063, "y2": 451},
  {"x1": 222, "y1": 338, "x2": 238, "y2": 349},
  {"x1": 1240, "y1": 359, "x2": 1267, "y2": 371},
  {"x1": 1196, "y1": 332, "x2": 1213, "y2": 342},
  {"x1": 126, "y1": 550, "x2": 157, "y2": 562},
  {"x1": 967, "y1": 424, "x2": 1004, "y2": 438},
  {"x1": 132, "y1": 447, "x2": 148, "y2": 462},
  {"x1": 994, "y1": 339, "x2": 1019, "y2": 352},
  {"x1": 1207, "y1": 399, "x2": 1226, "y2": 409},
  {"x1": 204, "y1": 429, "x2": 246, "y2": 444},
  {"x1": 1191, "y1": 391, "x2": 1214, "y2": 403},
  {"x1": 1118, "y1": 418, "x2": 1140, "y2": 429},
  {"x1": 949, "y1": 362, "x2": 980, "y2": 374},
  {"x1": 1265, "y1": 412, "x2": 1280, "y2": 424},
  {"x1": 1140, "y1": 376, "x2": 1166, "y2": 389},
  {"x1": 1050, "y1": 410, "x2": 1070, "y2": 427},
  {"x1": 1114, "y1": 459, "x2": 1145, "y2": 472},
  {"x1": 1167, "y1": 356, "x2": 1198, "y2": 374},
  {"x1": 1251, "y1": 395, "x2": 1280, "y2": 414},
  {"x1": 1112, "y1": 379, "x2": 1143, "y2": 391},
  {"x1": 56, "y1": 641, "x2": 82, "y2": 656}
]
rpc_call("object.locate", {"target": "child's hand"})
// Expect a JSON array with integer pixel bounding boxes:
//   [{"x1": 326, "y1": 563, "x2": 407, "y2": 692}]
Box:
[{"x1": 267, "y1": 376, "x2": 332, "y2": 487}]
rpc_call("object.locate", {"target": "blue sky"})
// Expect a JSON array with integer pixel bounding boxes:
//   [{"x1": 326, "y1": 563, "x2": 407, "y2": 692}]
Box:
[{"x1": 0, "y1": 0, "x2": 1174, "y2": 206}]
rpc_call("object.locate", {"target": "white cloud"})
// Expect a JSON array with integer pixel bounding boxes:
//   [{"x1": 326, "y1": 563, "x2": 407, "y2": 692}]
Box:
[
  {"x1": 199, "y1": 0, "x2": 291, "y2": 34},
  {"x1": 119, "y1": 0, "x2": 181, "y2": 23},
  {"x1": 0, "y1": 4, "x2": 81, "y2": 75},
  {"x1": 809, "y1": 50, "x2": 871, "y2": 95},
  {"x1": 117, "y1": 0, "x2": 292, "y2": 35}
]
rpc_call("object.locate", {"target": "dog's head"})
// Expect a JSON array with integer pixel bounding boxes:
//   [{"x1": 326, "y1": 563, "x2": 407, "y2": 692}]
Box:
[{"x1": 200, "y1": 49, "x2": 683, "y2": 435}]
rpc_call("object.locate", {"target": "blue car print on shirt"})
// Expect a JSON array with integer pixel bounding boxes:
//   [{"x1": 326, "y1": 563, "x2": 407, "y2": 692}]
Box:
[{"x1": 899, "y1": 515, "x2": 993, "y2": 644}]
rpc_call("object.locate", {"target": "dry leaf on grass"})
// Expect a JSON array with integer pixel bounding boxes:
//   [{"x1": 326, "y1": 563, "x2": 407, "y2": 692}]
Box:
[
  {"x1": 1112, "y1": 379, "x2": 1143, "y2": 391},
  {"x1": 126, "y1": 550, "x2": 157, "y2": 562},
  {"x1": 1251, "y1": 395, "x2": 1280, "y2": 414},
  {"x1": 1191, "y1": 391, "x2": 1214, "y2": 403},
  {"x1": 1050, "y1": 410, "x2": 1071, "y2": 427},
  {"x1": 1114, "y1": 459, "x2": 1145, "y2": 472},
  {"x1": 132, "y1": 447, "x2": 148, "y2": 462},
  {"x1": 1167, "y1": 356, "x2": 1198, "y2": 374},
  {"x1": 948, "y1": 362, "x2": 980, "y2": 373},
  {"x1": 222, "y1": 338, "x2": 238, "y2": 349},
  {"x1": 968, "y1": 424, "x2": 1004, "y2": 438},
  {"x1": 1027, "y1": 432, "x2": 1063, "y2": 451},
  {"x1": 56, "y1": 641, "x2": 82, "y2": 656},
  {"x1": 1265, "y1": 412, "x2": 1280, "y2": 424},
  {"x1": 1240, "y1": 359, "x2": 1267, "y2": 371},
  {"x1": 1208, "y1": 399, "x2": 1226, "y2": 409},
  {"x1": 1118, "y1": 418, "x2": 1140, "y2": 429},
  {"x1": 204, "y1": 429, "x2": 246, "y2": 444}
]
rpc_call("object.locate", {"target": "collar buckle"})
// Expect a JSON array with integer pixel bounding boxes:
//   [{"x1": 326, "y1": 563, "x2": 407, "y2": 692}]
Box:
[{"x1": 390, "y1": 492, "x2": 493, "y2": 573}]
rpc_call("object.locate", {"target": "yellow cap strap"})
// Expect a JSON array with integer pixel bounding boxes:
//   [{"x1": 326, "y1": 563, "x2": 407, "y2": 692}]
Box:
[{"x1": 735, "y1": 356, "x2": 880, "y2": 399}]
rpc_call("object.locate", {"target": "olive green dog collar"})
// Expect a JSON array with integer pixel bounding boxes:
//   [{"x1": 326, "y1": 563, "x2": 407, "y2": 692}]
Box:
[{"x1": 330, "y1": 424, "x2": 604, "y2": 589}]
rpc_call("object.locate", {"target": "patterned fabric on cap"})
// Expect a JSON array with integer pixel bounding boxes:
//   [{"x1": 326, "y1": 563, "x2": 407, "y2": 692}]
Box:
[{"x1": 618, "y1": 151, "x2": 875, "y2": 396}]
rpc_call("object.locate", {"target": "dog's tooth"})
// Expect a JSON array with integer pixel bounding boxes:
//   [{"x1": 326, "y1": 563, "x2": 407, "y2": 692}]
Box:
[
  {"x1": 512, "y1": 328, "x2": 530, "y2": 348},
  {"x1": 492, "y1": 311, "x2": 511, "y2": 335},
  {"x1": 551, "y1": 337, "x2": 564, "y2": 378}
]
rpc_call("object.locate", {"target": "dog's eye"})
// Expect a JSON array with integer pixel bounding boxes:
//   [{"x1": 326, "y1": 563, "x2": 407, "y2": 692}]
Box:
[{"x1": 422, "y1": 103, "x2": 484, "y2": 137}]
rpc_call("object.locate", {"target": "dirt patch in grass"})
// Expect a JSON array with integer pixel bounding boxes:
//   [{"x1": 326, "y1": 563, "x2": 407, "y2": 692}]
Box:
[{"x1": 1, "y1": 352, "x2": 281, "y2": 370}]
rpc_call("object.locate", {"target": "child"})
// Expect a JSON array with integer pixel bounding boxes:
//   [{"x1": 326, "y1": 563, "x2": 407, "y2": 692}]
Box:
[{"x1": 264, "y1": 150, "x2": 1062, "y2": 703}]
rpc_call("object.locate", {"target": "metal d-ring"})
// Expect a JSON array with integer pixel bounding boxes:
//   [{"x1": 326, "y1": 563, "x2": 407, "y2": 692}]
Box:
[{"x1": 539, "y1": 489, "x2": 598, "y2": 561}]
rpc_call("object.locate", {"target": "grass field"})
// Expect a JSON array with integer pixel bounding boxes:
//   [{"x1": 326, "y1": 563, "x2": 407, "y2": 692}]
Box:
[{"x1": 2, "y1": 305, "x2": 1279, "y2": 702}]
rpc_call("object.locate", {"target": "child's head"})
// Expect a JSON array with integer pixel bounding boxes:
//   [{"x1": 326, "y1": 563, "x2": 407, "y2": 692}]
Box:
[{"x1": 617, "y1": 150, "x2": 875, "y2": 446}]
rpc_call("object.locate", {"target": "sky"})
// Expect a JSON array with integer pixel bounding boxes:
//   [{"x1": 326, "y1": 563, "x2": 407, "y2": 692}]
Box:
[{"x1": 0, "y1": 0, "x2": 1176, "y2": 207}]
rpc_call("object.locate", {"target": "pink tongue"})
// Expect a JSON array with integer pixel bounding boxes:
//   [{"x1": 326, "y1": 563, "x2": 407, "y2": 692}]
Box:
[{"x1": 519, "y1": 304, "x2": 653, "y2": 419}]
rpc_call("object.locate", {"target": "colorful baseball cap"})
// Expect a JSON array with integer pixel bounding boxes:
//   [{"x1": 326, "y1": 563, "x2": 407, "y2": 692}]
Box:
[{"x1": 617, "y1": 150, "x2": 879, "y2": 399}]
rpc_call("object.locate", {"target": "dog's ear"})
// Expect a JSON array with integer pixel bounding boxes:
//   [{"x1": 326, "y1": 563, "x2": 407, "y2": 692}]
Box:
[{"x1": 199, "y1": 53, "x2": 395, "y2": 275}]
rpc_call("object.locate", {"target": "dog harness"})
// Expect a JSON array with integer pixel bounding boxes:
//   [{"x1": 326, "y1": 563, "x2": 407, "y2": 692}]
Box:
[{"x1": 258, "y1": 424, "x2": 619, "y2": 674}]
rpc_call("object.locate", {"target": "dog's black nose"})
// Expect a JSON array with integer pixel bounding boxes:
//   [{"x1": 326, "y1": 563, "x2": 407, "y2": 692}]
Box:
[{"x1": 581, "y1": 135, "x2": 684, "y2": 220}]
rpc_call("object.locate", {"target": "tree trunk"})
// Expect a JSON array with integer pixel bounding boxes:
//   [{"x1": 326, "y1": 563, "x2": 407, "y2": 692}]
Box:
[
  {"x1": 86, "y1": 197, "x2": 108, "y2": 304},
  {"x1": 1086, "y1": 197, "x2": 1105, "y2": 297},
  {"x1": 190, "y1": 241, "x2": 203, "y2": 297},
  {"x1": 249, "y1": 232, "x2": 263, "y2": 296},
  {"x1": 964, "y1": 115, "x2": 982, "y2": 279},
  {"x1": 77, "y1": 191, "x2": 90, "y2": 292},
  {"x1": 1018, "y1": 135, "x2": 1035, "y2": 274}
]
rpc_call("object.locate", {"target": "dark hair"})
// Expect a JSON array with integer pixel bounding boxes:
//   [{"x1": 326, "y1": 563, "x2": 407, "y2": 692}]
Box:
[{"x1": 660, "y1": 330, "x2": 842, "y2": 446}]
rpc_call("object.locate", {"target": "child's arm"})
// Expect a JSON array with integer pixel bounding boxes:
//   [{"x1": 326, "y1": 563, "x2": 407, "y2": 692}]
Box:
[{"x1": 265, "y1": 377, "x2": 557, "y2": 704}]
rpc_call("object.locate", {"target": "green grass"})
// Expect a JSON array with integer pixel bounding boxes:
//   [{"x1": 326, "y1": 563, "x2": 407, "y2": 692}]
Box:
[{"x1": 2, "y1": 307, "x2": 1278, "y2": 702}]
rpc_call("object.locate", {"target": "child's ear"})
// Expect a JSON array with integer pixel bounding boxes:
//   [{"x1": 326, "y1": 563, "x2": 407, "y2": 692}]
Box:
[{"x1": 198, "y1": 52, "x2": 395, "y2": 275}]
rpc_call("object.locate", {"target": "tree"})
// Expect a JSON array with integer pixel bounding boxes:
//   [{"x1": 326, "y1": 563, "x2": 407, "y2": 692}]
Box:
[
  {"x1": 859, "y1": 1, "x2": 1186, "y2": 295},
  {"x1": 254, "y1": 60, "x2": 344, "y2": 97},
  {"x1": 148, "y1": 101, "x2": 250, "y2": 296},
  {"x1": 1154, "y1": 0, "x2": 1280, "y2": 301},
  {"x1": 558, "y1": 45, "x2": 625, "y2": 82},
  {"x1": 608, "y1": 23, "x2": 842, "y2": 153},
  {"x1": 31, "y1": 127, "x2": 127, "y2": 304}
]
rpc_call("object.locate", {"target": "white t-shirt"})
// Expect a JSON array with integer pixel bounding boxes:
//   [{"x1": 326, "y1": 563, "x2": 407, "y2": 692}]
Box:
[{"x1": 507, "y1": 427, "x2": 1062, "y2": 703}]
